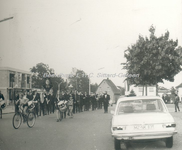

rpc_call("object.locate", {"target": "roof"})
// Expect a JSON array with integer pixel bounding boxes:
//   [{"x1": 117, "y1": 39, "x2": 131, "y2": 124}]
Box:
[
  {"x1": 176, "y1": 83, "x2": 182, "y2": 89},
  {"x1": 97, "y1": 78, "x2": 121, "y2": 94},
  {"x1": 117, "y1": 96, "x2": 162, "y2": 102},
  {"x1": 0, "y1": 67, "x2": 31, "y2": 74}
]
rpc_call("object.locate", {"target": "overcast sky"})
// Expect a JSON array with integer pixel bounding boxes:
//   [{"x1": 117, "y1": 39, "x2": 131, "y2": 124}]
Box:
[{"x1": 0, "y1": 0, "x2": 182, "y2": 89}]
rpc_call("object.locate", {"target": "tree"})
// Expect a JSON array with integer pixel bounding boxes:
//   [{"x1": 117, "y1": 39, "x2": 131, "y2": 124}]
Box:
[
  {"x1": 30, "y1": 63, "x2": 65, "y2": 96},
  {"x1": 30, "y1": 63, "x2": 50, "y2": 89},
  {"x1": 68, "y1": 69, "x2": 89, "y2": 93},
  {"x1": 90, "y1": 83, "x2": 99, "y2": 93},
  {"x1": 124, "y1": 25, "x2": 182, "y2": 95}
]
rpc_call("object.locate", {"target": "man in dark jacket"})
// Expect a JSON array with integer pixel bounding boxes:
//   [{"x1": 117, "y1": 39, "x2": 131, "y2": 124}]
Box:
[
  {"x1": 0, "y1": 91, "x2": 5, "y2": 118},
  {"x1": 103, "y1": 91, "x2": 110, "y2": 113}
]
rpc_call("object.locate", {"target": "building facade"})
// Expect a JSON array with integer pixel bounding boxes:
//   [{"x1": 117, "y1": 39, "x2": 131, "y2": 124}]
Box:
[
  {"x1": 96, "y1": 78, "x2": 122, "y2": 104},
  {"x1": 124, "y1": 80, "x2": 156, "y2": 96},
  {"x1": 0, "y1": 67, "x2": 32, "y2": 104}
]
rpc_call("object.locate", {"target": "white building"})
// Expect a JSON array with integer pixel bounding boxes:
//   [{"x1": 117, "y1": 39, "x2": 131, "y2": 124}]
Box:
[{"x1": 125, "y1": 80, "x2": 156, "y2": 96}]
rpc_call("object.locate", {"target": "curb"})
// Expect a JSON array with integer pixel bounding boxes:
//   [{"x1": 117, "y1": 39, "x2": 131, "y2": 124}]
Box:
[{"x1": 2, "y1": 112, "x2": 14, "y2": 115}]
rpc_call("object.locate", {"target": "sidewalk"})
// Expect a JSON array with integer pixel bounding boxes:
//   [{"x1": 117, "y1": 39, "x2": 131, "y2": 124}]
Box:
[{"x1": 2, "y1": 105, "x2": 15, "y2": 114}]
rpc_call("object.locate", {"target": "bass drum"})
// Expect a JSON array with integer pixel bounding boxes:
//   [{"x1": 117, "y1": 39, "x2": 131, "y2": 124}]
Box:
[
  {"x1": 58, "y1": 101, "x2": 67, "y2": 112},
  {"x1": 0, "y1": 101, "x2": 6, "y2": 110}
]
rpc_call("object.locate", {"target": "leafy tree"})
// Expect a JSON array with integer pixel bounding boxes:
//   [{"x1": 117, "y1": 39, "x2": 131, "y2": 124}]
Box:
[
  {"x1": 124, "y1": 25, "x2": 182, "y2": 95},
  {"x1": 90, "y1": 83, "x2": 99, "y2": 93},
  {"x1": 30, "y1": 63, "x2": 50, "y2": 89},
  {"x1": 30, "y1": 63, "x2": 65, "y2": 95},
  {"x1": 68, "y1": 69, "x2": 89, "y2": 93}
]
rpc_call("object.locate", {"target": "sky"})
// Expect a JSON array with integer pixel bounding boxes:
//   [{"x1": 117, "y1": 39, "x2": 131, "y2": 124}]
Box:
[{"x1": 0, "y1": 0, "x2": 182, "y2": 89}]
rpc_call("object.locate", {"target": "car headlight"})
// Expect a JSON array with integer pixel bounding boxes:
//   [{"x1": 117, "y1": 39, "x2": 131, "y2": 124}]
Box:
[
  {"x1": 113, "y1": 126, "x2": 126, "y2": 131},
  {"x1": 162, "y1": 123, "x2": 176, "y2": 128}
]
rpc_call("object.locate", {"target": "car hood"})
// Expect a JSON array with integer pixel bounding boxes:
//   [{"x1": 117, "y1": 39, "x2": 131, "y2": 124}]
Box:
[{"x1": 112, "y1": 112, "x2": 174, "y2": 126}]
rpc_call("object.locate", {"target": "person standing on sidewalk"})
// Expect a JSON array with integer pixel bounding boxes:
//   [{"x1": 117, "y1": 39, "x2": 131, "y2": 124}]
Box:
[{"x1": 174, "y1": 94, "x2": 180, "y2": 112}]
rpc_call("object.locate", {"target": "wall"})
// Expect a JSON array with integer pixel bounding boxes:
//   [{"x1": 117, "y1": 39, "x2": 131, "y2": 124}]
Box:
[
  {"x1": 125, "y1": 83, "x2": 156, "y2": 96},
  {"x1": 0, "y1": 70, "x2": 8, "y2": 88}
]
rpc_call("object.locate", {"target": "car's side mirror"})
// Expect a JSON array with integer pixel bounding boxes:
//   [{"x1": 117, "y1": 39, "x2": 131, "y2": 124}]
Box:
[{"x1": 110, "y1": 110, "x2": 114, "y2": 115}]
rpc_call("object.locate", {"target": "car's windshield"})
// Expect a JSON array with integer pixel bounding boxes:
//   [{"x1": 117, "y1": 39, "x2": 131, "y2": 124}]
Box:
[{"x1": 117, "y1": 99, "x2": 165, "y2": 115}]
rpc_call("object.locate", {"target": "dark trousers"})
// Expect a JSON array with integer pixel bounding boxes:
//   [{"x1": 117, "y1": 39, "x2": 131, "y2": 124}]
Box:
[
  {"x1": 46, "y1": 102, "x2": 51, "y2": 115},
  {"x1": 73, "y1": 103, "x2": 76, "y2": 113},
  {"x1": 76, "y1": 102, "x2": 80, "y2": 112},
  {"x1": 80, "y1": 103, "x2": 83, "y2": 112},
  {"x1": 175, "y1": 102, "x2": 180, "y2": 112},
  {"x1": 34, "y1": 103, "x2": 39, "y2": 116},
  {"x1": 104, "y1": 102, "x2": 108, "y2": 113},
  {"x1": 92, "y1": 102, "x2": 95, "y2": 110},
  {"x1": 51, "y1": 102, "x2": 55, "y2": 113},
  {"x1": 99, "y1": 101, "x2": 102, "y2": 109},
  {"x1": 40, "y1": 103, "x2": 45, "y2": 116}
]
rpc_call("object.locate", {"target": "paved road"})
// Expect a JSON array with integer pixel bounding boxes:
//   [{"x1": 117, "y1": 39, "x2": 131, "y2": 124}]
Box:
[{"x1": 0, "y1": 104, "x2": 182, "y2": 150}]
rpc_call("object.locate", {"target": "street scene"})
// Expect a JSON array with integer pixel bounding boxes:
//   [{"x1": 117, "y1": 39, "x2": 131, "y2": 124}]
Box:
[
  {"x1": 1, "y1": 0, "x2": 182, "y2": 150},
  {"x1": 0, "y1": 104, "x2": 182, "y2": 150}
]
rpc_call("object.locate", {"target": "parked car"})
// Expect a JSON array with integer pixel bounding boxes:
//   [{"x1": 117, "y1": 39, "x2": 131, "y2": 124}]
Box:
[{"x1": 111, "y1": 96, "x2": 177, "y2": 150}]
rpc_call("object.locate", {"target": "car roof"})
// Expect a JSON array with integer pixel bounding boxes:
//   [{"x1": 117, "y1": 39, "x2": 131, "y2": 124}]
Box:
[{"x1": 117, "y1": 96, "x2": 162, "y2": 103}]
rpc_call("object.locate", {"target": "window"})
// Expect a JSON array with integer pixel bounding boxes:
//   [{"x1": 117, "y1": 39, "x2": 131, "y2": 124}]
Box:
[
  {"x1": 117, "y1": 99, "x2": 165, "y2": 115},
  {"x1": 9, "y1": 74, "x2": 15, "y2": 87},
  {"x1": 27, "y1": 76, "x2": 30, "y2": 84}
]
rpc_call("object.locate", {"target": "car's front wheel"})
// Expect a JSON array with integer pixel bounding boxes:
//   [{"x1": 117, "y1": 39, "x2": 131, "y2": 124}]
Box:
[
  {"x1": 114, "y1": 138, "x2": 121, "y2": 150},
  {"x1": 166, "y1": 136, "x2": 173, "y2": 148}
]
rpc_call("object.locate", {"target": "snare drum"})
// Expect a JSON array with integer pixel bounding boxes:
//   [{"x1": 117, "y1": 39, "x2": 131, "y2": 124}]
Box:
[
  {"x1": 0, "y1": 101, "x2": 6, "y2": 109},
  {"x1": 58, "y1": 101, "x2": 67, "y2": 112}
]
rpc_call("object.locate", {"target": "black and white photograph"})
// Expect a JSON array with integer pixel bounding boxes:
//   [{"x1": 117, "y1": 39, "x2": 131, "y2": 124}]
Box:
[{"x1": 0, "y1": 0, "x2": 182, "y2": 150}]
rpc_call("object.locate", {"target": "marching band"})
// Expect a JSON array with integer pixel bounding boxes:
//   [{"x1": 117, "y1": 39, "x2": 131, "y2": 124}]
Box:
[{"x1": 0, "y1": 89, "x2": 110, "y2": 122}]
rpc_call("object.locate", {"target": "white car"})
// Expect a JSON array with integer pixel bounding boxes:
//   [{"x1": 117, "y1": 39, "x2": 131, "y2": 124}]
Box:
[{"x1": 111, "y1": 96, "x2": 177, "y2": 150}]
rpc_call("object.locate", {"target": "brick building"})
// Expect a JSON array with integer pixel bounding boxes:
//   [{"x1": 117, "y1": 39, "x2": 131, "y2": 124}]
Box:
[{"x1": 0, "y1": 67, "x2": 32, "y2": 105}]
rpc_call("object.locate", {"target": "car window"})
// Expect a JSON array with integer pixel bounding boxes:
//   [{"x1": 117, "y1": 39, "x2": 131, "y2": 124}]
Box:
[{"x1": 117, "y1": 99, "x2": 165, "y2": 115}]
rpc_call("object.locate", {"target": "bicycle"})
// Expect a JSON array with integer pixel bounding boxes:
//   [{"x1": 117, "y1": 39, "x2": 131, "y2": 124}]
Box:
[{"x1": 12, "y1": 101, "x2": 37, "y2": 129}]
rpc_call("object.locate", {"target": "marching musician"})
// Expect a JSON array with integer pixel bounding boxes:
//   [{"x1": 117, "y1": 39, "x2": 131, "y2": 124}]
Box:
[
  {"x1": 0, "y1": 90, "x2": 5, "y2": 118},
  {"x1": 16, "y1": 93, "x2": 29, "y2": 116},
  {"x1": 49, "y1": 92, "x2": 55, "y2": 114},
  {"x1": 56, "y1": 91, "x2": 62, "y2": 122},
  {"x1": 73, "y1": 90, "x2": 78, "y2": 114},
  {"x1": 27, "y1": 90, "x2": 33, "y2": 100},
  {"x1": 67, "y1": 94, "x2": 73, "y2": 118},
  {"x1": 40, "y1": 91, "x2": 45, "y2": 116},
  {"x1": 44, "y1": 91, "x2": 50, "y2": 115},
  {"x1": 33, "y1": 90, "x2": 40, "y2": 117}
]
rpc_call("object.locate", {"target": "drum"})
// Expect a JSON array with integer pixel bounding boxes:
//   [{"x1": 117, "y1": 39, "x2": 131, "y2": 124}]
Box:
[
  {"x1": 0, "y1": 101, "x2": 6, "y2": 109},
  {"x1": 28, "y1": 101, "x2": 35, "y2": 109},
  {"x1": 58, "y1": 101, "x2": 67, "y2": 112}
]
